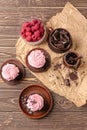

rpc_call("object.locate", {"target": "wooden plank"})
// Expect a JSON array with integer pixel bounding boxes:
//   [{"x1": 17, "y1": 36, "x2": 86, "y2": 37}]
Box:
[
  {"x1": 0, "y1": 0, "x2": 87, "y2": 8},
  {"x1": 19, "y1": 8, "x2": 87, "y2": 24},
  {"x1": 0, "y1": 8, "x2": 19, "y2": 26},
  {"x1": 0, "y1": 47, "x2": 16, "y2": 63},
  {"x1": 0, "y1": 26, "x2": 19, "y2": 36},
  {"x1": 17, "y1": 0, "x2": 87, "y2": 7},
  {"x1": 0, "y1": 112, "x2": 87, "y2": 130},
  {"x1": 0, "y1": 39, "x2": 17, "y2": 47},
  {"x1": 0, "y1": 0, "x2": 18, "y2": 7}
]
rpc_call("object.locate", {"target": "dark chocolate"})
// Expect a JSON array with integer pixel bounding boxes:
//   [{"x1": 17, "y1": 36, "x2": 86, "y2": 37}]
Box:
[
  {"x1": 54, "y1": 63, "x2": 62, "y2": 70},
  {"x1": 48, "y1": 28, "x2": 72, "y2": 53},
  {"x1": 64, "y1": 79, "x2": 70, "y2": 86},
  {"x1": 69, "y1": 72, "x2": 78, "y2": 81}
]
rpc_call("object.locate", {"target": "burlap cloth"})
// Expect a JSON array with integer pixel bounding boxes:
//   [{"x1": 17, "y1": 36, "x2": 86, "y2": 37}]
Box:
[{"x1": 16, "y1": 2, "x2": 87, "y2": 107}]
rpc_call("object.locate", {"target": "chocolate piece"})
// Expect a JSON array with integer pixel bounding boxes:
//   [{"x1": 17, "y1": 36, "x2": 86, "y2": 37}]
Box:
[
  {"x1": 54, "y1": 63, "x2": 62, "y2": 70},
  {"x1": 48, "y1": 28, "x2": 72, "y2": 53},
  {"x1": 64, "y1": 79, "x2": 70, "y2": 86},
  {"x1": 69, "y1": 72, "x2": 78, "y2": 80}
]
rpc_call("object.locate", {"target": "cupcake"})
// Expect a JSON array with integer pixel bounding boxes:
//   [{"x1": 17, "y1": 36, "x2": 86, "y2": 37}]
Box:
[
  {"x1": 0, "y1": 59, "x2": 25, "y2": 85},
  {"x1": 25, "y1": 94, "x2": 44, "y2": 114},
  {"x1": 26, "y1": 48, "x2": 51, "y2": 72},
  {"x1": 20, "y1": 19, "x2": 47, "y2": 45},
  {"x1": 48, "y1": 28, "x2": 72, "y2": 53},
  {"x1": 63, "y1": 51, "x2": 82, "y2": 69},
  {"x1": 19, "y1": 84, "x2": 53, "y2": 119}
]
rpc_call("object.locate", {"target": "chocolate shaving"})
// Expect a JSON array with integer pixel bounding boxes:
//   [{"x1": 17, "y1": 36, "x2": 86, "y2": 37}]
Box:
[
  {"x1": 64, "y1": 79, "x2": 70, "y2": 86},
  {"x1": 69, "y1": 72, "x2": 78, "y2": 80},
  {"x1": 54, "y1": 63, "x2": 62, "y2": 70}
]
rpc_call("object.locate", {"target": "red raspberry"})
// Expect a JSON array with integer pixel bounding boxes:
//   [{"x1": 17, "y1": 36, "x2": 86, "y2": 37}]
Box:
[
  {"x1": 30, "y1": 21, "x2": 35, "y2": 26},
  {"x1": 26, "y1": 36, "x2": 32, "y2": 42},
  {"x1": 34, "y1": 19, "x2": 38, "y2": 23},
  {"x1": 22, "y1": 33, "x2": 26, "y2": 38},
  {"x1": 39, "y1": 27, "x2": 44, "y2": 34},
  {"x1": 32, "y1": 23, "x2": 39, "y2": 31},
  {"x1": 26, "y1": 32, "x2": 32, "y2": 36},
  {"x1": 37, "y1": 37, "x2": 41, "y2": 41},
  {"x1": 22, "y1": 22, "x2": 29, "y2": 28},
  {"x1": 37, "y1": 19, "x2": 41, "y2": 25},
  {"x1": 26, "y1": 27, "x2": 31, "y2": 32},
  {"x1": 32, "y1": 34, "x2": 37, "y2": 41},
  {"x1": 34, "y1": 30, "x2": 40, "y2": 37},
  {"x1": 30, "y1": 19, "x2": 39, "y2": 26}
]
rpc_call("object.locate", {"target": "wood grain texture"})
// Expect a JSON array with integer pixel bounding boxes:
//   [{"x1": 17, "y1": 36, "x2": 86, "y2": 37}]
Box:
[
  {"x1": 0, "y1": 112, "x2": 87, "y2": 130},
  {"x1": 17, "y1": 0, "x2": 87, "y2": 7},
  {"x1": 0, "y1": 0, "x2": 87, "y2": 130}
]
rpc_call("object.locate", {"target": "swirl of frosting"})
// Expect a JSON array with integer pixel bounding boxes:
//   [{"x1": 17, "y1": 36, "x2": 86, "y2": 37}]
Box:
[
  {"x1": 28, "y1": 50, "x2": 46, "y2": 68},
  {"x1": 2, "y1": 63, "x2": 19, "y2": 81},
  {"x1": 26, "y1": 94, "x2": 44, "y2": 112}
]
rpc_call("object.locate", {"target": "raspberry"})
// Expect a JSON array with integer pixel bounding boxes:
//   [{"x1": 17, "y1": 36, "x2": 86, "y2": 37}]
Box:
[
  {"x1": 30, "y1": 21, "x2": 35, "y2": 26},
  {"x1": 26, "y1": 32, "x2": 32, "y2": 36},
  {"x1": 34, "y1": 30, "x2": 40, "y2": 37},
  {"x1": 32, "y1": 23, "x2": 39, "y2": 31},
  {"x1": 39, "y1": 27, "x2": 44, "y2": 34},
  {"x1": 37, "y1": 37, "x2": 41, "y2": 41},
  {"x1": 37, "y1": 19, "x2": 41, "y2": 25},
  {"x1": 22, "y1": 33, "x2": 26, "y2": 38},
  {"x1": 31, "y1": 27, "x2": 35, "y2": 33},
  {"x1": 26, "y1": 27, "x2": 31, "y2": 32},
  {"x1": 22, "y1": 22, "x2": 29, "y2": 28},
  {"x1": 32, "y1": 34, "x2": 37, "y2": 41},
  {"x1": 30, "y1": 19, "x2": 39, "y2": 26},
  {"x1": 26, "y1": 36, "x2": 32, "y2": 42}
]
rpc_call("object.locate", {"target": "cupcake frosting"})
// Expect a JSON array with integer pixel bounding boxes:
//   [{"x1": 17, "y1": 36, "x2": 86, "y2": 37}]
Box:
[
  {"x1": 1, "y1": 63, "x2": 19, "y2": 81},
  {"x1": 28, "y1": 50, "x2": 46, "y2": 68},
  {"x1": 26, "y1": 94, "x2": 44, "y2": 112}
]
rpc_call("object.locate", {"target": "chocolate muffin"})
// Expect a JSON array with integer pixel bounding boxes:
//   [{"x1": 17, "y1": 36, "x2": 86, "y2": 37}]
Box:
[
  {"x1": 19, "y1": 84, "x2": 53, "y2": 119},
  {"x1": 0, "y1": 59, "x2": 25, "y2": 85},
  {"x1": 63, "y1": 51, "x2": 82, "y2": 69},
  {"x1": 48, "y1": 28, "x2": 72, "y2": 53},
  {"x1": 26, "y1": 48, "x2": 51, "y2": 72}
]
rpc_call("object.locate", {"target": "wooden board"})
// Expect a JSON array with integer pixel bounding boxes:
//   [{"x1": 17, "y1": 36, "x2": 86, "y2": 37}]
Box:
[{"x1": 0, "y1": 0, "x2": 87, "y2": 130}]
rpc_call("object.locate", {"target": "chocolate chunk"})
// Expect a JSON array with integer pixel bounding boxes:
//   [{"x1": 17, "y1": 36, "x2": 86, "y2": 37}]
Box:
[
  {"x1": 53, "y1": 30, "x2": 60, "y2": 40},
  {"x1": 64, "y1": 79, "x2": 70, "y2": 86},
  {"x1": 54, "y1": 63, "x2": 62, "y2": 70},
  {"x1": 56, "y1": 42, "x2": 64, "y2": 49},
  {"x1": 60, "y1": 30, "x2": 68, "y2": 35},
  {"x1": 69, "y1": 72, "x2": 78, "y2": 80},
  {"x1": 56, "y1": 76, "x2": 59, "y2": 79}
]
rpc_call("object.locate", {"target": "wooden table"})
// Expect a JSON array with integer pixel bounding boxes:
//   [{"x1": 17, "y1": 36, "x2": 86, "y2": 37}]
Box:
[{"x1": 0, "y1": 0, "x2": 87, "y2": 130}]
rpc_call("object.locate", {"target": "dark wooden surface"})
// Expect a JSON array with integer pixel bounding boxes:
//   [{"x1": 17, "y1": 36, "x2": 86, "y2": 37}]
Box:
[{"x1": 0, "y1": 0, "x2": 87, "y2": 130}]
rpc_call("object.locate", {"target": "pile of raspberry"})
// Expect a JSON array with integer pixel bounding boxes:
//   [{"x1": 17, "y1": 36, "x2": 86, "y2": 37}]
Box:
[{"x1": 21, "y1": 19, "x2": 45, "y2": 42}]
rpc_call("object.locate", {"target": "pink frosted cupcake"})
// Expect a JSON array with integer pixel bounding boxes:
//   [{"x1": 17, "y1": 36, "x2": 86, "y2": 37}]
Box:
[
  {"x1": 0, "y1": 59, "x2": 25, "y2": 85},
  {"x1": 26, "y1": 94, "x2": 44, "y2": 113},
  {"x1": 19, "y1": 84, "x2": 53, "y2": 119},
  {"x1": 26, "y1": 48, "x2": 51, "y2": 72}
]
